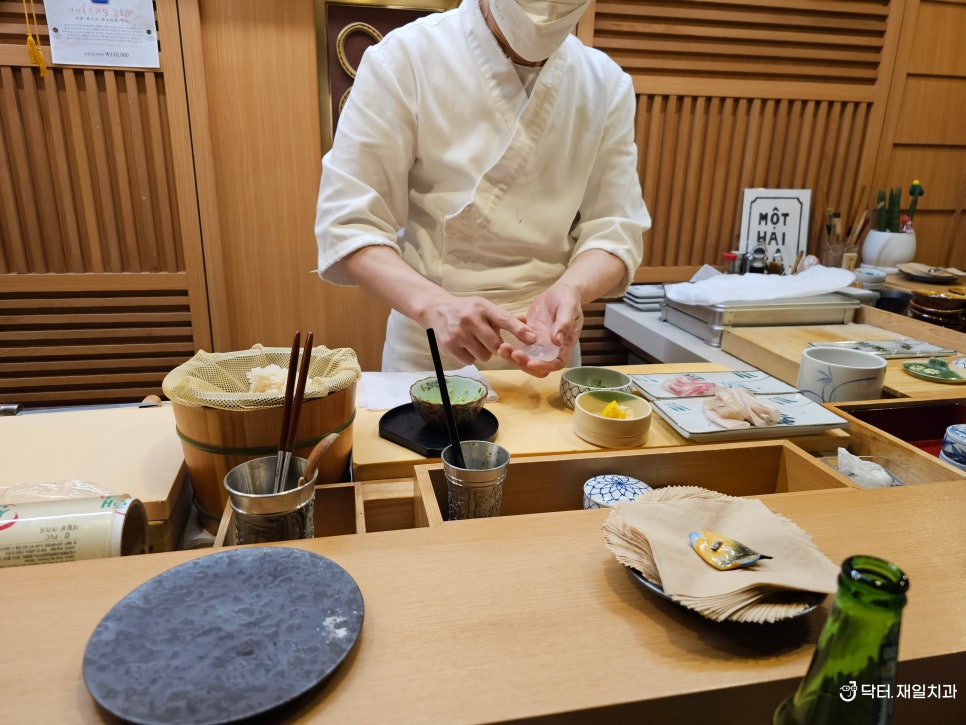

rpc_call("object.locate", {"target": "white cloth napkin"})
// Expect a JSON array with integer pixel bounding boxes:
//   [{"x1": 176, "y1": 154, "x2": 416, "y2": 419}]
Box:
[
  {"x1": 665, "y1": 265, "x2": 855, "y2": 306},
  {"x1": 357, "y1": 365, "x2": 497, "y2": 410}
]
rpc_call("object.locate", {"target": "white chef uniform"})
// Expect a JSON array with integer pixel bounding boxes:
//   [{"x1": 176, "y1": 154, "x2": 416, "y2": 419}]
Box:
[{"x1": 315, "y1": 0, "x2": 650, "y2": 372}]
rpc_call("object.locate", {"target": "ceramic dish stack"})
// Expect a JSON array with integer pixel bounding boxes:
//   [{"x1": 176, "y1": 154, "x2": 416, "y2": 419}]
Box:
[
  {"x1": 908, "y1": 289, "x2": 966, "y2": 330},
  {"x1": 853, "y1": 267, "x2": 887, "y2": 290},
  {"x1": 622, "y1": 284, "x2": 665, "y2": 312}
]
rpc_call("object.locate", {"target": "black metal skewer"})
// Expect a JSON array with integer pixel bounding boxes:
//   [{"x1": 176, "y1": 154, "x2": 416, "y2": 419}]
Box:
[{"x1": 426, "y1": 328, "x2": 466, "y2": 468}]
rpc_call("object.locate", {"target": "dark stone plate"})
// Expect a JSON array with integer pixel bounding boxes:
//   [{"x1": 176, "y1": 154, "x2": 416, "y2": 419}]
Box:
[{"x1": 83, "y1": 547, "x2": 364, "y2": 724}]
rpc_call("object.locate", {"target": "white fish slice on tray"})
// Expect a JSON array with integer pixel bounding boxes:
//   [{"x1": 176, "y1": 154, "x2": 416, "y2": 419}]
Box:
[
  {"x1": 631, "y1": 371, "x2": 798, "y2": 400},
  {"x1": 652, "y1": 392, "x2": 848, "y2": 442},
  {"x1": 703, "y1": 388, "x2": 781, "y2": 430}
]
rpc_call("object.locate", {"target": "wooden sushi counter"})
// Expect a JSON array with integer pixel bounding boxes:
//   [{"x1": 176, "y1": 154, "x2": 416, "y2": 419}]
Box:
[
  {"x1": 2, "y1": 480, "x2": 965, "y2": 723},
  {"x1": 720, "y1": 305, "x2": 966, "y2": 400},
  {"x1": 351, "y1": 363, "x2": 848, "y2": 481},
  {"x1": 2, "y1": 359, "x2": 965, "y2": 723}
]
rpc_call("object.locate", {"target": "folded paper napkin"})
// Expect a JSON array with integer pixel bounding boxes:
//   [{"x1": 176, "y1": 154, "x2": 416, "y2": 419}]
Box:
[
  {"x1": 358, "y1": 365, "x2": 497, "y2": 410},
  {"x1": 664, "y1": 265, "x2": 855, "y2": 307},
  {"x1": 602, "y1": 486, "x2": 839, "y2": 623}
]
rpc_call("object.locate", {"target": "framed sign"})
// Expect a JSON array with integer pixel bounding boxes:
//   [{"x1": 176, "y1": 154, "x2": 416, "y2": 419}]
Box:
[
  {"x1": 313, "y1": 1, "x2": 457, "y2": 152},
  {"x1": 739, "y1": 189, "x2": 811, "y2": 273}
]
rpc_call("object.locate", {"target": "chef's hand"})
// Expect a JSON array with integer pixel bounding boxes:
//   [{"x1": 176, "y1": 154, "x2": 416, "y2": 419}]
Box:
[
  {"x1": 498, "y1": 283, "x2": 583, "y2": 378},
  {"x1": 425, "y1": 295, "x2": 536, "y2": 366}
]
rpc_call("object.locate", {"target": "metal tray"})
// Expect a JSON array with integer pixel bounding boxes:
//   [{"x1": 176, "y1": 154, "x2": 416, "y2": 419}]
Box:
[{"x1": 661, "y1": 293, "x2": 861, "y2": 347}]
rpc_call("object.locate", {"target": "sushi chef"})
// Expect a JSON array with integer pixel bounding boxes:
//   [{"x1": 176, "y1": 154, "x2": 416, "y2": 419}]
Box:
[{"x1": 315, "y1": 0, "x2": 650, "y2": 376}]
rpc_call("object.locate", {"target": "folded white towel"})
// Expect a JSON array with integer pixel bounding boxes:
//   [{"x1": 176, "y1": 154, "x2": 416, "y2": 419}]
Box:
[
  {"x1": 358, "y1": 365, "x2": 497, "y2": 410},
  {"x1": 665, "y1": 265, "x2": 855, "y2": 306}
]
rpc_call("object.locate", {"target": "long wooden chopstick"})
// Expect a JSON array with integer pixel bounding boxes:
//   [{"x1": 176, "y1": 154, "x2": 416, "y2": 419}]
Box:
[
  {"x1": 277, "y1": 331, "x2": 314, "y2": 492},
  {"x1": 274, "y1": 331, "x2": 302, "y2": 490}
]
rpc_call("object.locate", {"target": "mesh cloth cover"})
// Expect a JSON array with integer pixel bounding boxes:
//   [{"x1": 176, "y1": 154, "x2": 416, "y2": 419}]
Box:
[{"x1": 162, "y1": 344, "x2": 360, "y2": 410}]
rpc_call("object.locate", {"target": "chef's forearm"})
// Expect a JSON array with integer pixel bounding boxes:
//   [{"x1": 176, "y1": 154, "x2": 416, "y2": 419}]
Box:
[
  {"x1": 340, "y1": 245, "x2": 447, "y2": 326},
  {"x1": 557, "y1": 249, "x2": 627, "y2": 303}
]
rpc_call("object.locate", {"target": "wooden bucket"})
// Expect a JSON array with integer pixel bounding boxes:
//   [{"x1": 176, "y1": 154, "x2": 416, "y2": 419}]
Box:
[{"x1": 171, "y1": 383, "x2": 356, "y2": 533}]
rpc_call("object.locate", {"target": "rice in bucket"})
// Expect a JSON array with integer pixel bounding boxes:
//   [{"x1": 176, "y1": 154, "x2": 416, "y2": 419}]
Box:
[{"x1": 162, "y1": 344, "x2": 360, "y2": 533}]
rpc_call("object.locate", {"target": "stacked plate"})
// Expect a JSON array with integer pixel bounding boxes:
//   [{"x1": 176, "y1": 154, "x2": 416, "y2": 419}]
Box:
[
  {"x1": 908, "y1": 289, "x2": 966, "y2": 330},
  {"x1": 623, "y1": 284, "x2": 664, "y2": 312},
  {"x1": 853, "y1": 267, "x2": 886, "y2": 290}
]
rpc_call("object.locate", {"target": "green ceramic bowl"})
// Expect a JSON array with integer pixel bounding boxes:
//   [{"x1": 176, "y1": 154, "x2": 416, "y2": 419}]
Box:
[
  {"x1": 559, "y1": 366, "x2": 634, "y2": 410},
  {"x1": 409, "y1": 375, "x2": 487, "y2": 427}
]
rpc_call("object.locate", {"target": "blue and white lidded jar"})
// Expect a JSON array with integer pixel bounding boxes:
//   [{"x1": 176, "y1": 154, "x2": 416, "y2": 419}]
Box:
[{"x1": 582, "y1": 474, "x2": 652, "y2": 509}]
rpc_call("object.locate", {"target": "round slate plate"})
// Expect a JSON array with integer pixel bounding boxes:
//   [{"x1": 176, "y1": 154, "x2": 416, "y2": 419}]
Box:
[
  {"x1": 378, "y1": 403, "x2": 498, "y2": 457},
  {"x1": 83, "y1": 547, "x2": 364, "y2": 724}
]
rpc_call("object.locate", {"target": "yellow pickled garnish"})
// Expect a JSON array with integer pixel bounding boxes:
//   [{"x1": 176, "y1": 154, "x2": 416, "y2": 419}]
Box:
[{"x1": 601, "y1": 400, "x2": 631, "y2": 419}]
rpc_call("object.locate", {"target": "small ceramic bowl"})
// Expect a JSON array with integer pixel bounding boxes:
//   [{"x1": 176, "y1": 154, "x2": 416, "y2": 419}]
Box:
[
  {"x1": 854, "y1": 268, "x2": 887, "y2": 286},
  {"x1": 874, "y1": 289, "x2": 912, "y2": 314},
  {"x1": 911, "y1": 289, "x2": 966, "y2": 311},
  {"x1": 582, "y1": 474, "x2": 652, "y2": 509},
  {"x1": 941, "y1": 424, "x2": 966, "y2": 468},
  {"x1": 572, "y1": 390, "x2": 651, "y2": 449},
  {"x1": 559, "y1": 366, "x2": 634, "y2": 410},
  {"x1": 409, "y1": 375, "x2": 487, "y2": 427}
]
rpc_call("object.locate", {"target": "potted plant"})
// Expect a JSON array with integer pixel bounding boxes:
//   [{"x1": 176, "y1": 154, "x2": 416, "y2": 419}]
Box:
[{"x1": 861, "y1": 181, "x2": 924, "y2": 268}]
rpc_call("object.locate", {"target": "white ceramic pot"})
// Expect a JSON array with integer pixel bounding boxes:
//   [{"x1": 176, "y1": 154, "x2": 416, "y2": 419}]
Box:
[{"x1": 861, "y1": 230, "x2": 916, "y2": 268}]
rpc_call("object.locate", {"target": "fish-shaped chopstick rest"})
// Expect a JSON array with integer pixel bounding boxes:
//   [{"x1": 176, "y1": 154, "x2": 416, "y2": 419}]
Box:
[{"x1": 689, "y1": 531, "x2": 773, "y2": 570}]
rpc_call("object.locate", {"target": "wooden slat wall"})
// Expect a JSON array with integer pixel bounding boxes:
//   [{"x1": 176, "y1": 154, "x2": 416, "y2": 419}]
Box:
[
  {"x1": 0, "y1": 12, "x2": 182, "y2": 274},
  {"x1": 579, "y1": 298, "x2": 626, "y2": 367},
  {"x1": 578, "y1": 0, "x2": 900, "y2": 268},
  {"x1": 2, "y1": 1, "x2": 962, "y2": 383},
  {"x1": 0, "y1": 1, "x2": 210, "y2": 405},
  {"x1": 635, "y1": 95, "x2": 872, "y2": 266},
  {"x1": 0, "y1": 273, "x2": 196, "y2": 405},
  {"x1": 871, "y1": 0, "x2": 966, "y2": 269},
  {"x1": 594, "y1": 0, "x2": 889, "y2": 86}
]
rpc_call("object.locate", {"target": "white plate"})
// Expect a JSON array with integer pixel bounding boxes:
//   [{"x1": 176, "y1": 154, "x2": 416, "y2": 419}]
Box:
[
  {"x1": 625, "y1": 284, "x2": 665, "y2": 300},
  {"x1": 622, "y1": 298, "x2": 662, "y2": 312},
  {"x1": 631, "y1": 371, "x2": 799, "y2": 400},
  {"x1": 652, "y1": 392, "x2": 849, "y2": 442}
]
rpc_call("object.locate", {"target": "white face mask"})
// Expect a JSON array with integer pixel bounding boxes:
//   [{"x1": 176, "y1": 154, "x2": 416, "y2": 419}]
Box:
[{"x1": 488, "y1": 0, "x2": 591, "y2": 63}]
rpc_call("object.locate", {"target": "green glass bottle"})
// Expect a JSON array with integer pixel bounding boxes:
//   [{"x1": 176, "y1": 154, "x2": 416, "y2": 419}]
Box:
[{"x1": 773, "y1": 555, "x2": 909, "y2": 725}]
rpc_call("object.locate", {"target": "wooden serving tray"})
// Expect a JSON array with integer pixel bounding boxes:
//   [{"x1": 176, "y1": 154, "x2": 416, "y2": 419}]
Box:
[
  {"x1": 414, "y1": 440, "x2": 854, "y2": 526},
  {"x1": 214, "y1": 478, "x2": 425, "y2": 546},
  {"x1": 830, "y1": 397, "x2": 966, "y2": 481}
]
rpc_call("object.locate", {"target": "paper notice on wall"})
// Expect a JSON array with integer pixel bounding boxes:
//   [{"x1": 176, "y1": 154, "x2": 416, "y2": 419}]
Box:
[{"x1": 44, "y1": 0, "x2": 160, "y2": 69}]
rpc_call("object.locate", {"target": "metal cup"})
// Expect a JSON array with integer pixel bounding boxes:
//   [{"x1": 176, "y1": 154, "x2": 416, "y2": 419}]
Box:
[
  {"x1": 441, "y1": 441, "x2": 510, "y2": 520},
  {"x1": 223, "y1": 456, "x2": 317, "y2": 544}
]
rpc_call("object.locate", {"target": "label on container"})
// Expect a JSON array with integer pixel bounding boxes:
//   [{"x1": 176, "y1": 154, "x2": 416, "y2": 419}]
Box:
[{"x1": 0, "y1": 496, "x2": 136, "y2": 568}]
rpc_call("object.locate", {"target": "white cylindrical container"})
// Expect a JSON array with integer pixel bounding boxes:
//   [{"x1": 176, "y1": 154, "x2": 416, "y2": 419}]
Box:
[{"x1": 0, "y1": 496, "x2": 147, "y2": 568}]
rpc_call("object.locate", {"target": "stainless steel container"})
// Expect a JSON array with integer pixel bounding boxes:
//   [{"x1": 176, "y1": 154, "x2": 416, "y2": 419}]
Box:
[{"x1": 660, "y1": 293, "x2": 862, "y2": 347}]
